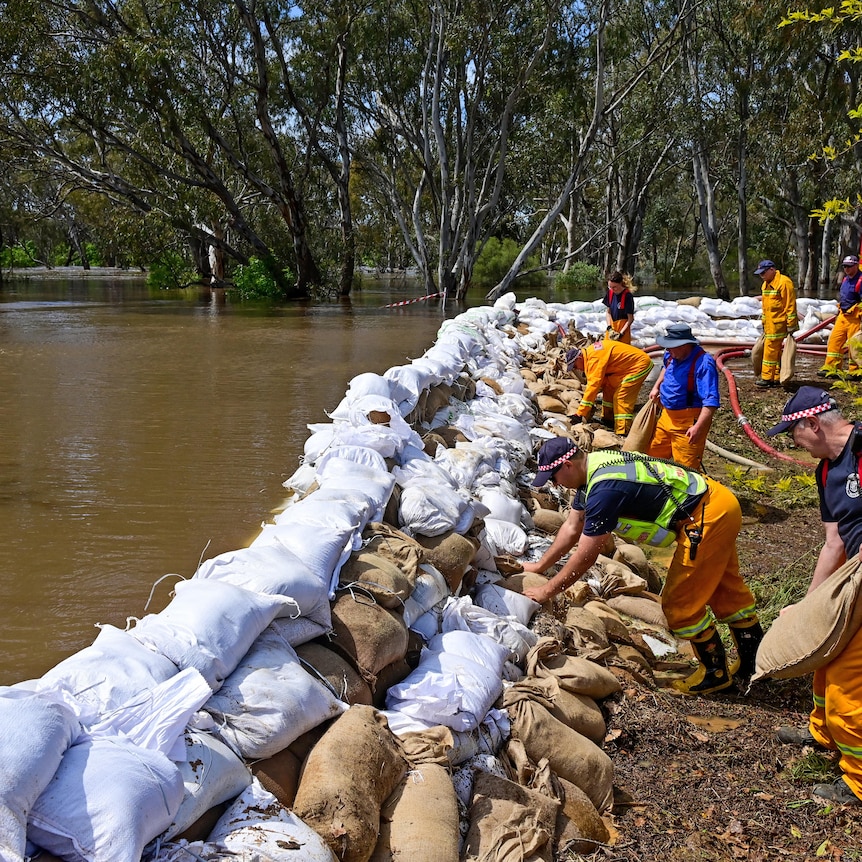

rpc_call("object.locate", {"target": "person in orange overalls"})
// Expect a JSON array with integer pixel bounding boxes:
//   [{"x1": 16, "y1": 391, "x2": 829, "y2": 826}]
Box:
[
  {"x1": 767, "y1": 387, "x2": 862, "y2": 806},
  {"x1": 602, "y1": 271, "x2": 635, "y2": 344},
  {"x1": 570, "y1": 339, "x2": 652, "y2": 435},
  {"x1": 755, "y1": 259, "x2": 797, "y2": 388},
  {"x1": 820, "y1": 254, "x2": 862, "y2": 377}
]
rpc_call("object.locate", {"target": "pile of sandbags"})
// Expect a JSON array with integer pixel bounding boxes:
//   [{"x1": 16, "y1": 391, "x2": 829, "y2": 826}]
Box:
[{"x1": 3, "y1": 293, "x2": 690, "y2": 862}]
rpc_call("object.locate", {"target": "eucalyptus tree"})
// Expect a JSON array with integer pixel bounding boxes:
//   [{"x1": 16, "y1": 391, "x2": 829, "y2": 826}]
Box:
[
  {"x1": 349, "y1": 0, "x2": 562, "y2": 299},
  {"x1": 595, "y1": 1, "x2": 686, "y2": 279},
  {"x1": 487, "y1": 0, "x2": 694, "y2": 301},
  {"x1": 0, "y1": 0, "x2": 328, "y2": 296}
]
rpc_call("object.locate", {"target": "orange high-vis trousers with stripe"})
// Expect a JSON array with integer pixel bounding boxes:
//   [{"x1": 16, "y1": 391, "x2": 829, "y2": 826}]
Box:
[
  {"x1": 601, "y1": 361, "x2": 652, "y2": 435},
  {"x1": 822, "y1": 306, "x2": 861, "y2": 373},
  {"x1": 660, "y1": 479, "x2": 758, "y2": 641},
  {"x1": 809, "y1": 623, "x2": 862, "y2": 801}
]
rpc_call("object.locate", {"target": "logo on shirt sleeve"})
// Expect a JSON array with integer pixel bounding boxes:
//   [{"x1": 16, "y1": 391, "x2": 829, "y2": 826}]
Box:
[{"x1": 846, "y1": 471, "x2": 861, "y2": 499}]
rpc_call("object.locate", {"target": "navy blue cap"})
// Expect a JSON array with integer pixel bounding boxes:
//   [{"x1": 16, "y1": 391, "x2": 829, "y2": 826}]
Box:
[
  {"x1": 766, "y1": 386, "x2": 837, "y2": 436},
  {"x1": 532, "y1": 437, "x2": 579, "y2": 487}
]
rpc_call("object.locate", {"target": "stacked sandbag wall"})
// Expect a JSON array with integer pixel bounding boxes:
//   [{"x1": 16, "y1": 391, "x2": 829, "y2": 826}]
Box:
[{"x1": 3, "y1": 293, "x2": 683, "y2": 862}]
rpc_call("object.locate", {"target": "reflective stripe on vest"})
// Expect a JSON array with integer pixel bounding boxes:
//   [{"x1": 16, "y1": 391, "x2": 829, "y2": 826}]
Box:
[{"x1": 584, "y1": 451, "x2": 707, "y2": 546}]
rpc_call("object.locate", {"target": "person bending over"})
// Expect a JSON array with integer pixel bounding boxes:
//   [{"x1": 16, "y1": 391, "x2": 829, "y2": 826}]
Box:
[{"x1": 523, "y1": 437, "x2": 762, "y2": 695}]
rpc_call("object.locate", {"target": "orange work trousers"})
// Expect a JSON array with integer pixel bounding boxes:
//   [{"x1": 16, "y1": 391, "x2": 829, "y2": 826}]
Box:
[
  {"x1": 601, "y1": 361, "x2": 652, "y2": 435},
  {"x1": 761, "y1": 322, "x2": 787, "y2": 383},
  {"x1": 810, "y1": 624, "x2": 862, "y2": 800},
  {"x1": 822, "y1": 307, "x2": 861, "y2": 372},
  {"x1": 608, "y1": 319, "x2": 632, "y2": 344},
  {"x1": 661, "y1": 479, "x2": 757, "y2": 640},
  {"x1": 647, "y1": 406, "x2": 706, "y2": 470}
]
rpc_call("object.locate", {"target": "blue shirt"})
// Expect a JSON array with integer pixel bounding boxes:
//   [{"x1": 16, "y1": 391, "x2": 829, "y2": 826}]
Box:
[
  {"x1": 659, "y1": 347, "x2": 720, "y2": 411},
  {"x1": 602, "y1": 289, "x2": 635, "y2": 321},
  {"x1": 817, "y1": 422, "x2": 862, "y2": 558},
  {"x1": 573, "y1": 478, "x2": 702, "y2": 537},
  {"x1": 838, "y1": 271, "x2": 862, "y2": 312}
]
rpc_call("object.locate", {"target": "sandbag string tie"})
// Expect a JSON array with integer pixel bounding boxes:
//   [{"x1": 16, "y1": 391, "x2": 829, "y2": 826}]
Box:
[
  {"x1": 339, "y1": 579, "x2": 405, "y2": 609},
  {"x1": 143, "y1": 572, "x2": 187, "y2": 613},
  {"x1": 296, "y1": 654, "x2": 347, "y2": 701}
]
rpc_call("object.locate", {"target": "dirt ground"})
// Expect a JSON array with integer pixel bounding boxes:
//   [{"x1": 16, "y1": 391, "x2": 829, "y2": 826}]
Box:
[{"x1": 591, "y1": 351, "x2": 862, "y2": 862}]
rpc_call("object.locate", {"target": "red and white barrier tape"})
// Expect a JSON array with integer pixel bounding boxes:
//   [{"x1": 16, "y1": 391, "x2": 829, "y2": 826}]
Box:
[{"x1": 381, "y1": 292, "x2": 444, "y2": 308}]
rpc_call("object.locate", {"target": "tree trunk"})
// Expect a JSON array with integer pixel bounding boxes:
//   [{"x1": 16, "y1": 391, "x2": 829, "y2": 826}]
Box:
[
  {"x1": 691, "y1": 145, "x2": 730, "y2": 300},
  {"x1": 819, "y1": 216, "x2": 833, "y2": 299},
  {"x1": 736, "y1": 91, "x2": 749, "y2": 297},
  {"x1": 804, "y1": 217, "x2": 819, "y2": 294}
]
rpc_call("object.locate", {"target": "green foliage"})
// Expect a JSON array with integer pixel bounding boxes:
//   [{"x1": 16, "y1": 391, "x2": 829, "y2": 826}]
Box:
[
  {"x1": 553, "y1": 262, "x2": 601, "y2": 291},
  {"x1": 725, "y1": 466, "x2": 819, "y2": 508},
  {"x1": 0, "y1": 240, "x2": 38, "y2": 267},
  {"x1": 472, "y1": 238, "x2": 546, "y2": 289},
  {"x1": 147, "y1": 251, "x2": 196, "y2": 290},
  {"x1": 781, "y1": 3, "x2": 862, "y2": 222},
  {"x1": 231, "y1": 256, "x2": 296, "y2": 300},
  {"x1": 83, "y1": 242, "x2": 102, "y2": 267},
  {"x1": 781, "y1": 750, "x2": 836, "y2": 786}
]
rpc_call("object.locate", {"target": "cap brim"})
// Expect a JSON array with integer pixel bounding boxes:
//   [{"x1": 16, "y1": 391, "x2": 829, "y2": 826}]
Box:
[
  {"x1": 656, "y1": 336, "x2": 697, "y2": 348},
  {"x1": 765, "y1": 420, "x2": 794, "y2": 437},
  {"x1": 532, "y1": 470, "x2": 553, "y2": 487}
]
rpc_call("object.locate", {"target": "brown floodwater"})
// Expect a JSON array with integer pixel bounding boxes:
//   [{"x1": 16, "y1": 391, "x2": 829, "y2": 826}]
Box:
[{"x1": 0, "y1": 273, "x2": 489, "y2": 685}]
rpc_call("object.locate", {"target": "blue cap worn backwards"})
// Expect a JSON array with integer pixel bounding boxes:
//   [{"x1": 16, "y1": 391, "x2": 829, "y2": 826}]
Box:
[{"x1": 532, "y1": 437, "x2": 579, "y2": 487}]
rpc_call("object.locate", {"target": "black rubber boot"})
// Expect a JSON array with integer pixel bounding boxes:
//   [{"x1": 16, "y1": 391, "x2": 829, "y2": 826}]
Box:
[
  {"x1": 673, "y1": 628, "x2": 734, "y2": 695},
  {"x1": 730, "y1": 619, "x2": 764, "y2": 684}
]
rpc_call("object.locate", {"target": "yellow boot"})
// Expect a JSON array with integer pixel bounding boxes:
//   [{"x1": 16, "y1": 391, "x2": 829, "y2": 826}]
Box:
[{"x1": 673, "y1": 628, "x2": 734, "y2": 695}]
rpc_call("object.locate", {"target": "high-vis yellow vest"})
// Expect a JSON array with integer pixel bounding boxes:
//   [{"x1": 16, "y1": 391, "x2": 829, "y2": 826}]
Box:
[{"x1": 583, "y1": 451, "x2": 707, "y2": 546}]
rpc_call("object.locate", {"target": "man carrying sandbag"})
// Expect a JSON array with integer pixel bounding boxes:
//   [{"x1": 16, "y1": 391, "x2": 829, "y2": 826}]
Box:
[
  {"x1": 646, "y1": 323, "x2": 719, "y2": 469},
  {"x1": 523, "y1": 437, "x2": 763, "y2": 695},
  {"x1": 766, "y1": 387, "x2": 862, "y2": 806},
  {"x1": 568, "y1": 339, "x2": 652, "y2": 436}
]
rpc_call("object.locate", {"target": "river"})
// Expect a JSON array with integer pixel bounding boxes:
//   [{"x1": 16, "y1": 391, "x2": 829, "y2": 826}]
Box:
[{"x1": 1, "y1": 273, "x2": 512, "y2": 685}]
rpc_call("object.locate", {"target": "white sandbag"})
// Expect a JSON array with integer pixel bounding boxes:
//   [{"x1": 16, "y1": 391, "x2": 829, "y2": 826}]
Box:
[
  {"x1": 315, "y1": 456, "x2": 394, "y2": 522},
  {"x1": 474, "y1": 583, "x2": 541, "y2": 627},
  {"x1": 250, "y1": 519, "x2": 357, "y2": 603},
  {"x1": 439, "y1": 597, "x2": 537, "y2": 664},
  {"x1": 162, "y1": 730, "x2": 251, "y2": 841},
  {"x1": 409, "y1": 609, "x2": 440, "y2": 642},
  {"x1": 434, "y1": 446, "x2": 493, "y2": 491},
  {"x1": 315, "y1": 447, "x2": 388, "y2": 478},
  {"x1": 402, "y1": 564, "x2": 451, "y2": 628},
  {"x1": 477, "y1": 488, "x2": 525, "y2": 526},
  {"x1": 303, "y1": 425, "x2": 336, "y2": 463},
  {"x1": 33, "y1": 624, "x2": 180, "y2": 723},
  {"x1": 393, "y1": 447, "x2": 458, "y2": 488},
  {"x1": 330, "y1": 421, "x2": 424, "y2": 459},
  {"x1": 481, "y1": 517, "x2": 528, "y2": 556},
  {"x1": 282, "y1": 462, "x2": 318, "y2": 497},
  {"x1": 269, "y1": 615, "x2": 330, "y2": 648},
  {"x1": 28, "y1": 736, "x2": 184, "y2": 862},
  {"x1": 203, "y1": 626, "x2": 346, "y2": 759},
  {"x1": 194, "y1": 541, "x2": 315, "y2": 617},
  {"x1": 386, "y1": 650, "x2": 503, "y2": 732},
  {"x1": 213, "y1": 779, "x2": 337, "y2": 861},
  {"x1": 273, "y1": 492, "x2": 366, "y2": 533},
  {"x1": 130, "y1": 580, "x2": 295, "y2": 691},
  {"x1": 346, "y1": 372, "x2": 413, "y2": 406},
  {"x1": 87, "y1": 667, "x2": 212, "y2": 759},
  {"x1": 398, "y1": 480, "x2": 468, "y2": 537},
  {"x1": 428, "y1": 629, "x2": 510, "y2": 674},
  {"x1": 0, "y1": 691, "x2": 80, "y2": 862}
]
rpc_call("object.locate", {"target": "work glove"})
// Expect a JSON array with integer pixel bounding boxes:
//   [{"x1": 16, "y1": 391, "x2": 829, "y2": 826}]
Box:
[{"x1": 607, "y1": 329, "x2": 621, "y2": 341}]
